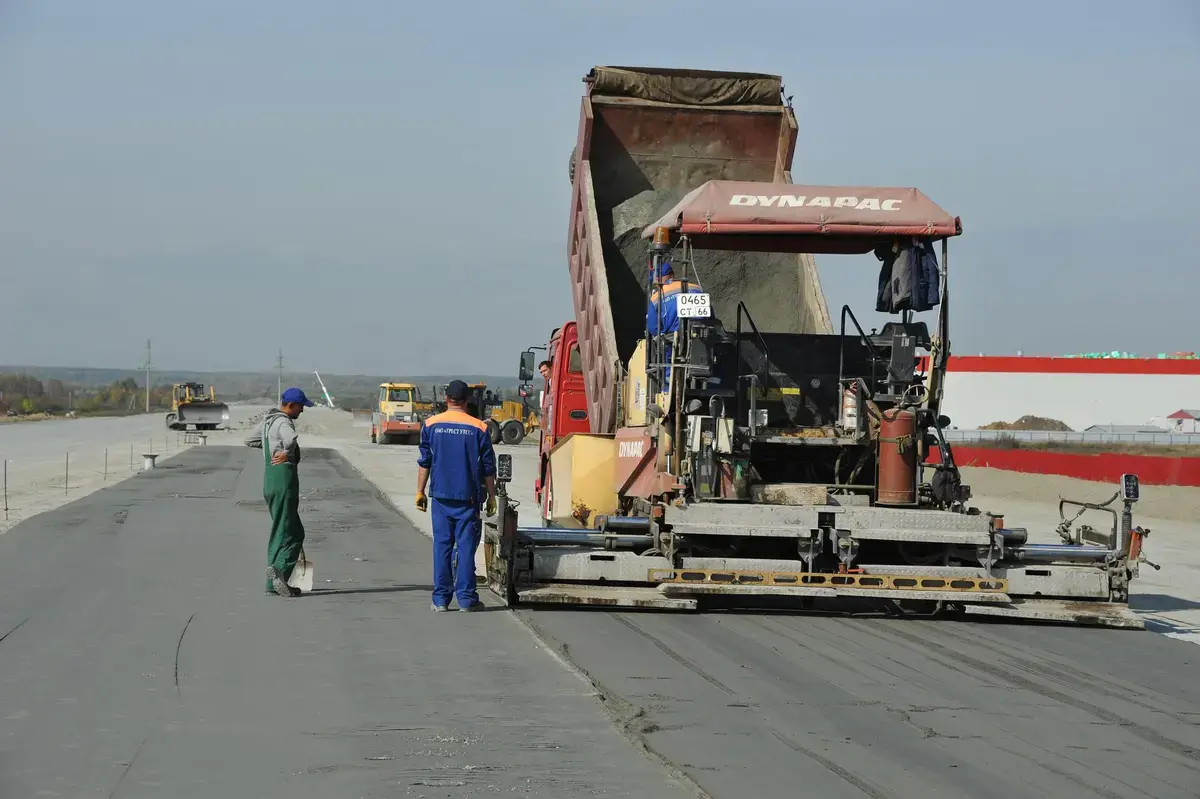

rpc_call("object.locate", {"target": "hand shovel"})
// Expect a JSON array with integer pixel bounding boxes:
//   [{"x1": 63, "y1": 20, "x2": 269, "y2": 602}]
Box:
[{"x1": 288, "y1": 549, "x2": 314, "y2": 593}]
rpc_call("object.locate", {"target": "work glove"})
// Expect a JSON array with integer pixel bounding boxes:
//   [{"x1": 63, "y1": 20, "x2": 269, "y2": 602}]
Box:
[
  {"x1": 485, "y1": 495, "x2": 497, "y2": 517},
  {"x1": 415, "y1": 492, "x2": 428, "y2": 513}
]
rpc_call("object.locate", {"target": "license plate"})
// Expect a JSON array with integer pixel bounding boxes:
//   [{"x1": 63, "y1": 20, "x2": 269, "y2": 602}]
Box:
[{"x1": 677, "y1": 292, "x2": 711, "y2": 318}]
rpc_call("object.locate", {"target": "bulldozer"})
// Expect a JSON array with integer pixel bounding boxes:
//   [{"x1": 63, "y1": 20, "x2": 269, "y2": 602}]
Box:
[{"x1": 165, "y1": 383, "x2": 230, "y2": 431}]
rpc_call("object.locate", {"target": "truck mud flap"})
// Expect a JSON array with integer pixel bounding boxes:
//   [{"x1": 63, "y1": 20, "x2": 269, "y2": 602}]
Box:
[
  {"x1": 515, "y1": 585, "x2": 697, "y2": 611},
  {"x1": 960, "y1": 598, "x2": 1145, "y2": 629}
]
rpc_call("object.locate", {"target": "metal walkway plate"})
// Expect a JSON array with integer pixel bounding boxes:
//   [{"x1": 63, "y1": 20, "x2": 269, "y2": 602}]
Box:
[
  {"x1": 962, "y1": 599, "x2": 1145, "y2": 629},
  {"x1": 657, "y1": 583, "x2": 1013, "y2": 603},
  {"x1": 517, "y1": 585, "x2": 698, "y2": 610}
]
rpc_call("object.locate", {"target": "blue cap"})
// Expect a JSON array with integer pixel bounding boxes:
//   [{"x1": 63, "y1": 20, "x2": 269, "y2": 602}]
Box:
[
  {"x1": 281, "y1": 387, "x2": 314, "y2": 407},
  {"x1": 651, "y1": 261, "x2": 673, "y2": 281},
  {"x1": 445, "y1": 380, "x2": 469, "y2": 402}
]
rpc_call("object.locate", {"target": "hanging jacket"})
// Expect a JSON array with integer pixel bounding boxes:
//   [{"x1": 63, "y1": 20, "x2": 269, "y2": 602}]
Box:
[{"x1": 875, "y1": 239, "x2": 941, "y2": 314}]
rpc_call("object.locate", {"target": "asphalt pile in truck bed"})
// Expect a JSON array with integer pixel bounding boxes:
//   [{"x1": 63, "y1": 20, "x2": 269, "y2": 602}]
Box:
[{"x1": 605, "y1": 188, "x2": 825, "y2": 360}]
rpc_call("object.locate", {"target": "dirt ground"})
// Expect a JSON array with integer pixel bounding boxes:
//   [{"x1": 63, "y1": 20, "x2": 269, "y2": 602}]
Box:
[{"x1": 961, "y1": 466, "x2": 1199, "y2": 524}]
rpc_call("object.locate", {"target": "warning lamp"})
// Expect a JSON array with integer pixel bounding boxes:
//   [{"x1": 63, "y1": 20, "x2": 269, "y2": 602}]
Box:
[{"x1": 652, "y1": 226, "x2": 671, "y2": 250}]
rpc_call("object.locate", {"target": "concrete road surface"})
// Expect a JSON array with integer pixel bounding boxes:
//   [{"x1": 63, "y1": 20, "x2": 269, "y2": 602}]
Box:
[
  {"x1": 0, "y1": 446, "x2": 691, "y2": 798},
  {"x1": 2, "y1": 444, "x2": 1198, "y2": 798},
  {"x1": 524, "y1": 610, "x2": 1200, "y2": 799}
]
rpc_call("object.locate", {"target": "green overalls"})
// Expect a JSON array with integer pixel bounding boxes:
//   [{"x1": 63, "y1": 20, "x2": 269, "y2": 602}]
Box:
[{"x1": 263, "y1": 418, "x2": 305, "y2": 592}]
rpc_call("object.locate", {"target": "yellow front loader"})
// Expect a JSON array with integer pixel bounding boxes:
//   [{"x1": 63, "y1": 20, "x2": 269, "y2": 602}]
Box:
[{"x1": 485, "y1": 398, "x2": 540, "y2": 446}]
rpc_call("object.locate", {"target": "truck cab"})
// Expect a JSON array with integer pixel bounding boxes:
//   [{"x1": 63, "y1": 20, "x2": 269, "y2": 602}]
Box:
[
  {"x1": 371, "y1": 382, "x2": 424, "y2": 445},
  {"x1": 520, "y1": 323, "x2": 590, "y2": 522}
]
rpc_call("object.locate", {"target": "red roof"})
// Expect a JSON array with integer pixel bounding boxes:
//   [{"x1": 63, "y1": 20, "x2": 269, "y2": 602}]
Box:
[
  {"x1": 642, "y1": 180, "x2": 961, "y2": 254},
  {"x1": 1167, "y1": 409, "x2": 1200, "y2": 420}
]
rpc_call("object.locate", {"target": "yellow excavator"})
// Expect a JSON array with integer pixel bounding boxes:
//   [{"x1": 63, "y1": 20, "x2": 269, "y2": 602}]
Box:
[{"x1": 165, "y1": 383, "x2": 230, "y2": 431}]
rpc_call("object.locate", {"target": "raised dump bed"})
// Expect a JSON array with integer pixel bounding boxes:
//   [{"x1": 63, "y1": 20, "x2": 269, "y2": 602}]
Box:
[{"x1": 568, "y1": 65, "x2": 832, "y2": 433}]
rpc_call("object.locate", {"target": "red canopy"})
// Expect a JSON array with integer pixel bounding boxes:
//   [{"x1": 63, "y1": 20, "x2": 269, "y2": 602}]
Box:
[{"x1": 641, "y1": 180, "x2": 961, "y2": 254}]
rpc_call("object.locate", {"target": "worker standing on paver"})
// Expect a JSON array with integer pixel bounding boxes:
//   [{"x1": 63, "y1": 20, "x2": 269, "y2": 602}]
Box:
[
  {"x1": 245, "y1": 387, "x2": 314, "y2": 598},
  {"x1": 647, "y1": 260, "x2": 703, "y2": 382},
  {"x1": 415, "y1": 380, "x2": 497, "y2": 612}
]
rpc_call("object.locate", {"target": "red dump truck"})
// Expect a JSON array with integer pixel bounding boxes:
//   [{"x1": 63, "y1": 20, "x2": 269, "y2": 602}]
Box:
[{"x1": 490, "y1": 66, "x2": 1151, "y2": 628}]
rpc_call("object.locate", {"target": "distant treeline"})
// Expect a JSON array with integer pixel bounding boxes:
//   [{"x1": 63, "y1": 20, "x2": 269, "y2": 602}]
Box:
[
  {"x1": 0, "y1": 367, "x2": 523, "y2": 414},
  {"x1": 0, "y1": 374, "x2": 177, "y2": 416}
]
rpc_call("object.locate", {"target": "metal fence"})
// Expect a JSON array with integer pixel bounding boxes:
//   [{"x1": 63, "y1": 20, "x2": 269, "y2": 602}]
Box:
[{"x1": 944, "y1": 430, "x2": 1200, "y2": 446}]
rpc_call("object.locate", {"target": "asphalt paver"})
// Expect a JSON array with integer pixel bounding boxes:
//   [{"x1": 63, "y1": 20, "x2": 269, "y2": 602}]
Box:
[{"x1": 0, "y1": 447, "x2": 691, "y2": 798}]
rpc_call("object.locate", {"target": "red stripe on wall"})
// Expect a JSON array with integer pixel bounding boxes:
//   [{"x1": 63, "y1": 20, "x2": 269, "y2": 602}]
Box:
[
  {"x1": 926, "y1": 447, "x2": 1200, "y2": 487},
  {"x1": 916, "y1": 356, "x2": 1200, "y2": 375}
]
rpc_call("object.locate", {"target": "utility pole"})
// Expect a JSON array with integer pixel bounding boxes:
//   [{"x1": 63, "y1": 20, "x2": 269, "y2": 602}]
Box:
[
  {"x1": 138, "y1": 339, "x2": 153, "y2": 413},
  {"x1": 276, "y1": 348, "x2": 284, "y2": 402}
]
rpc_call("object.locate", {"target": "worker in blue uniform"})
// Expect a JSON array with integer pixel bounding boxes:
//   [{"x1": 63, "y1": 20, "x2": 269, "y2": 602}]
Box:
[
  {"x1": 415, "y1": 379, "x2": 497, "y2": 612},
  {"x1": 646, "y1": 260, "x2": 703, "y2": 383}
]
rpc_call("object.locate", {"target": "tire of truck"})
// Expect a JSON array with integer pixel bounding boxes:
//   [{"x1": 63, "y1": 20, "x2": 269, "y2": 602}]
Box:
[
  {"x1": 165, "y1": 413, "x2": 177, "y2": 430},
  {"x1": 485, "y1": 419, "x2": 501, "y2": 445},
  {"x1": 501, "y1": 420, "x2": 525, "y2": 446}
]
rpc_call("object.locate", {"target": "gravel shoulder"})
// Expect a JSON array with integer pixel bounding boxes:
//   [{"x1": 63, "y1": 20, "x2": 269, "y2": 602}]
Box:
[
  {"x1": 961, "y1": 466, "x2": 1200, "y2": 525},
  {"x1": 0, "y1": 406, "x2": 263, "y2": 534}
]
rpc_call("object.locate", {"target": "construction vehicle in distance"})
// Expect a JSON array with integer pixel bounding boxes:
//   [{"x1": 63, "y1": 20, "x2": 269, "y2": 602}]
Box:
[
  {"x1": 431, "y1": 381, "x2": 531, "y2": 445},
  {"x1": 165, "y1": 383, "x2": 230, "y2": 431},
  {"x1": 483, "y1": 388, "x2": 541, "y2": 446},
  {"x1": 483, "y1": 65, "x2": 1154, "y2": 629},
  {"x1": 371, "y1": 382, "x2": 426, "y2": 445}
]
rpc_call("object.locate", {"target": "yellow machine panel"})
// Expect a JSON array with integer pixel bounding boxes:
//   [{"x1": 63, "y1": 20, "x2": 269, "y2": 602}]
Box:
[
  {"x1": 548, "y1": 433, "x2": 618, "y2": 529},
  {"x1": 623, "y1": 340, "x2": 649, "y2": 427}
]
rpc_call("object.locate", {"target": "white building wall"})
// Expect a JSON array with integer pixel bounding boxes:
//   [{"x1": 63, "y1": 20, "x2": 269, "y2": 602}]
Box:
[{"x1": 939, "y1": 372, "x2": 1200, "y2": 432}]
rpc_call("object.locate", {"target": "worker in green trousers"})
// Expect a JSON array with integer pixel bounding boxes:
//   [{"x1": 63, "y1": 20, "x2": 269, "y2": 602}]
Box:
[{"x1": 245, "y1": 387, "x2": 314, "y2": 597}]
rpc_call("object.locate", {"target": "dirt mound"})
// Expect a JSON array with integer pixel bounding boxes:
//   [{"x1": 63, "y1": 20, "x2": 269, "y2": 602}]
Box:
[
  {"x1": 605, "y1": 188, "x2": 828, "y2": 362},
  {"x1": 981, "y1": 415, "x2": 1073, "y2": 432}
]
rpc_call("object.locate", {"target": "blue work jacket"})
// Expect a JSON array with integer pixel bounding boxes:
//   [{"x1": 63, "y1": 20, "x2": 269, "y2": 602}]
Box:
[
  {"x1": 417, "y1": 410, "x2": 496, "y2": 503},
  {"x1": 647, "y1": 279, "x2": 704, "y2": 336}
]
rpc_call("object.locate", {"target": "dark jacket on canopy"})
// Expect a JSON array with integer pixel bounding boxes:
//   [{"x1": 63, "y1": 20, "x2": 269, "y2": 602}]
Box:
[{"x1": 875, "y1": 239, "x2": 941, "y2": 314}]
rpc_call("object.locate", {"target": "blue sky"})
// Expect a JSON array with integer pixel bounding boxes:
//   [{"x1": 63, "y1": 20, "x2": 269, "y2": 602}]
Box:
[{"x1": 1, "y1": 0, "x2": 1197, "y2": 373}]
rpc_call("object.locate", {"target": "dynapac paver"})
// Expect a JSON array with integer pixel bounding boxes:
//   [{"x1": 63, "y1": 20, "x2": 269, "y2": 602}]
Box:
[{"x1": 484, "y1": 65, "x2": 1154, "y2": 628}]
